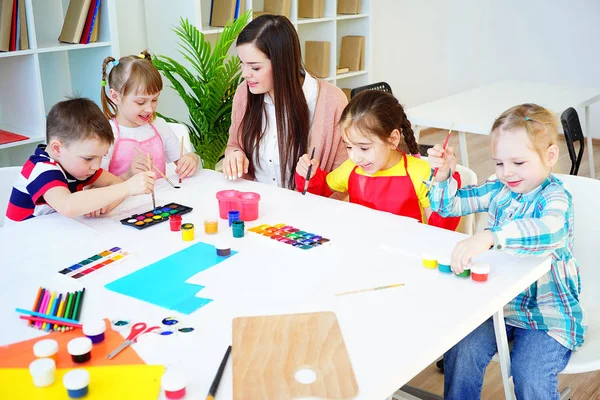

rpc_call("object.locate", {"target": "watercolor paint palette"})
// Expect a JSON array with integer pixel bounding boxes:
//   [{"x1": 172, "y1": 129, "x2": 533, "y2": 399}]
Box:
[
  {"x1": 120, "y1": 203, "x2": 193, "y2": 230},
  {"x1": 248, "y1": 224, "x2": 330, "y2": 250},
  {"x1": 58, "y1": 247, "x2": 130, "y2": 279}
]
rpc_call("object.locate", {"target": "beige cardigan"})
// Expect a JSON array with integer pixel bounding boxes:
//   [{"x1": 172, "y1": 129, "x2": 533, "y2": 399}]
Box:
[{"x1": 226, "y1": 79, "x2": 349, "y2": 182}]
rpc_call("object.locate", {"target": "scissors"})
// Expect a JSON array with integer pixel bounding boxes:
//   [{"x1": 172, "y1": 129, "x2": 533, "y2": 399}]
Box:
[{"x1": 106, "y1": 322, "x2": 160, "y2": 360}]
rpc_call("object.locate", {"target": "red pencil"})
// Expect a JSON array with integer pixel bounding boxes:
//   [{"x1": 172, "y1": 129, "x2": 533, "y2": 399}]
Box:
[{"x1": 30, "y1": 287, "x2": 44, "y2": 327}]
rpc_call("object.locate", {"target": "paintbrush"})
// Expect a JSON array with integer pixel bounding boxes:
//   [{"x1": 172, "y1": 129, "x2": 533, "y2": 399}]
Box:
[
  {"x1": 147, "y1": 153, "x2": 156, "y2": 211},
  {"x1": 134, "y1": 147, "x2": 180, "y2": 189},
  {"x1": 302, "y1": 147, "x2": 316, "y2": 196},
  {"x1": 179, "y1": 136, "x2": 184, "y2": 184},
  {"x1": 426, "y1": 122, "x2": 454, "y2": 194}
]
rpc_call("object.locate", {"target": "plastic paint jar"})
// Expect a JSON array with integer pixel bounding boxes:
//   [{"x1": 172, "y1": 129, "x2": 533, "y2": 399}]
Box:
[
  {"x1": 227, "y1": 210, "x2": 240, "y2": 227},
  {"x1": 455, "y1": 265, "x2": 471, "y2": 278},
  {"x1": 437, "y1": 256, "x2": 452, "y2": 274},
  {"x1": 161, "y1": 371, "x2": 186, "y2": 399},
  {"x1": 63, "y1": 369, "x2": 90, "y2": 399},
  {"x1": 169, "y1": 215, "x2": 182, "y2": 231},
  {"x1": 67, "y1": 337, "x2": 92, "y2": 363},
  {"x1": 181, "y1": 223, "x2": 195, "y2": 241},
  {"x1": 204, "y1": 219, "x2": 219, "y2": 235},
  {"x1": 33, "y1": 339, "x2": 59, "y2": 364},
  {"x1": 421, "y1": 253, "x2": 438, "y2": 269},
  {"x1": 83, "y1": 320, "x2": 106, "y2": 344},
  {"x1": 471, "y1": 263, "x2": 490, "y2": 282},
  {"x1": 29, "y1": 358, "x2": 56, "y2": 387},
  {"x1": 232, "y1": 220, "x2": 245, "y2": 238}
]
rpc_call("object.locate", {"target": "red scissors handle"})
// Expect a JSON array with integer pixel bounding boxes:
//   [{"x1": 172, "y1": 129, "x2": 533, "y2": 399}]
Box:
[{"x1": 126, "y1": 322, "x2": 160, "y2": 342}]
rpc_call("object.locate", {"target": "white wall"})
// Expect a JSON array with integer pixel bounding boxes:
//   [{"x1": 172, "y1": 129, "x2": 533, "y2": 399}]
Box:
[
  {"x1": 371, "y1": 0, "x2": 600, "y2": 138},
  {"x1": 115, "y1": 0, "x2": 147, "y2": 57}
]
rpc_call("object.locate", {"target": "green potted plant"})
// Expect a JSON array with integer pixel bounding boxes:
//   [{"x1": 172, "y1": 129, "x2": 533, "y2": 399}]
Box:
[{"x1": 153, "y1": 11, "x2": 251, "y2": 170}]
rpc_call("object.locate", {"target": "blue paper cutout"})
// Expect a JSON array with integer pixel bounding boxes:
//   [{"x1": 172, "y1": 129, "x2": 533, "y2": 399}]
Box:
[{"x1": 105, "y1": 242, "x2": 237, "y2": 314}]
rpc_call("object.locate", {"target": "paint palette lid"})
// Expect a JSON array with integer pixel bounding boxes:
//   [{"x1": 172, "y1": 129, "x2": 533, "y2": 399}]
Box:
[
  {"x1": 33, "y1": 339, "x2": 58, "y2": 357},
  {"x1": 63, "y1": 369, "x2": 90, "y2": 390},
  {"x1": 471, "y1": 263, "x2": 490, "y2": 274},
  {"x1": 83, "y1": 320, "x2": 106, "y2": 336},
  {"x1": 67, "y1": 337, "x2": 92, "y2": 356},
  {"x1": 29, "y1": 357, "x2": 56, "y2": 374},
  {"x1": 161, "y1": 370, "x2": 186, "y2": 391}
]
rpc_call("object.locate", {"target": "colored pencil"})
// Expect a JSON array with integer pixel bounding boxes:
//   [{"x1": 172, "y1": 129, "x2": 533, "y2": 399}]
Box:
[
  {"x1": 20, "y1": 315, "x2": 82, "y2": 329},
  {"x1": 426, "y1": 122, "x2": 454, "y2": 194},
  {"x1": 179, "y1": 136, "x2": 184, "y2": 184},
  {"x1": 63, "y1": 292, "x2": 74, "y2": 332},
  {"x1": 73, "y1": 288, "x2": 86, "y2": 322},
  {"x1": 29, "y1": 287, "x2": 44, "y2": 327},
  {"x1": 65, "y1": 290, "x2": 80, "y2": 331},
  {"x1": 335, "y1": 283, "x2": 405, "y2": 297},
  {"x1": 302, "y1": 147, "x2": 316, "y2": 196},
  {"x1": 54, "y1": 294, "x2": 66, "y2": 331},
  {"x1": 36, "y1": 290, "x2": 50, "y2": 329},
  {"x1": 206, "y1": 345, "x2": 231, "y2": 400},
  {"x1": 47, "y1": 293, "x2": 61, "y2": 332},
  {"x1": 42, "y1": 291, "x2": 56, "y2": 331},
  {"x1": 15, "y1": 308, "x2": 82, "y2": 325}
]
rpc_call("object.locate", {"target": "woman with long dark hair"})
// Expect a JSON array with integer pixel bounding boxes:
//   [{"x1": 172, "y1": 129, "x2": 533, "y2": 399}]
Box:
[{"x1": 223, "y1": 15, "x2": 348, "y2": 190}]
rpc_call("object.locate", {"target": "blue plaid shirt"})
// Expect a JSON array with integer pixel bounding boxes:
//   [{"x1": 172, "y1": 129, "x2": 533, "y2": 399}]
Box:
[{"x1": 429, "y1": 174, "x2": 586, "y2": 350}]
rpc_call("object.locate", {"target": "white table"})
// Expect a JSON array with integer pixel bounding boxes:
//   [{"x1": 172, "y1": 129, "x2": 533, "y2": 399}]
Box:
[
  {"x1": 0, "y1": 170, "x2": 550, "y2": 399},
  {"x1": 407, "y1": 81, "x2": 600, "y2": 178}
]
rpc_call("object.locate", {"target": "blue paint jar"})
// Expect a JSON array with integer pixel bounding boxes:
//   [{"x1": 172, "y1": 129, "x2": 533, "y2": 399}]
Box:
[
  {"x1": 228, "y1": 210, "x2": 240, "y2": 227},
  {"x1": 63, "y1": 369, "x2": 90, "y2": 399}
]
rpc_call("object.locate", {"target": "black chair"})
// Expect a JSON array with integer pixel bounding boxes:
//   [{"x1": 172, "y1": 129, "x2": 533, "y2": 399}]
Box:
[
  {"x1": 350, "y1": 81, "x2": 392, "y2": 98},
  {"x1": 560, "y1": 107, "x2": 585, "y2": 175}
]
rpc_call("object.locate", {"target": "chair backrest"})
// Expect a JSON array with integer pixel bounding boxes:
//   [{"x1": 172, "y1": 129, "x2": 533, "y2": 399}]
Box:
[
  {"x1": 560, "y1": 107, "x2": 585, "y2": 175},
  {"x1": 350, "y1": 82, "x2": 392, "y2": 98},
  {"x1": 555, "y1": 174, "x2": 600, "y2": 307},
  {"x1": 0, "y1": 166, "x2": 21, "y2": 227}
]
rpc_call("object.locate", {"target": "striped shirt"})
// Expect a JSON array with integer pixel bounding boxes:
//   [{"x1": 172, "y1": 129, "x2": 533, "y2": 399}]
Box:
[
  {"x1": 6, "y1": 145, "x2": 102, "y2": 222},
  {"x1": 429, "y1": 174, "x2": 586, "y2": 350}
]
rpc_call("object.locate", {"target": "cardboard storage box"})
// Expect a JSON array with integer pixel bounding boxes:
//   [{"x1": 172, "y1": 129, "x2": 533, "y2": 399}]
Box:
[{"x1": 305, "y1": 41, "x2": 331, "y2": 78}]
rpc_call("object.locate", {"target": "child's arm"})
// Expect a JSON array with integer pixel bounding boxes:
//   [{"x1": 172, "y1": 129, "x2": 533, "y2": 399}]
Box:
[
  {"x1": 158, "y1": 119, "x2": 200, "y2": 179},
  {"x1": 425, "y1": 170, "x2": 462, "y2": 231},
  {"x1": 295, "y1": 155, "x2": 353, "y2": 197},
  {"x1": 174, "y1": 152, "x2": 200, "y2": 179},
  {"x1": 43, "y1": 171, "x2": 155, "y2": 218},
  {"x1": 84, "y1": 170, "x2": 126, "y2": 217}
]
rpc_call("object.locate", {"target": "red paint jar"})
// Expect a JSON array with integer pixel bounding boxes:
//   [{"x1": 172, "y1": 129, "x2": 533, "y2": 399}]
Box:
[
  {"x1": 471, "y1": 263, "x2": 490, "y2": 282},
  {"x1": 169, "y1": 215, "x2": 182, "y2": 231}
]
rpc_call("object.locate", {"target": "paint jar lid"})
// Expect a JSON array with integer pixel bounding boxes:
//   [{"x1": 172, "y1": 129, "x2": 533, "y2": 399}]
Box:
[
  {"x1": 67, "y1": 337, "x2": 92, "y2": 356},
  {"x1": 421, "y1": 252, "x2": 436, "y2": 261},
  {"x1": 438, "y1": 255, "x2": 451, "y2": 266},
  {"x1": 29, "y1": 357, "x2": 56, "y2": 375},
  {"x1": 63, "y1": 368, "x2": 90, "y2": 390},
  {"x1": 232, "y1": 220, "x2": 244, "y2": 227},
  {"x1": 82, "y1": 320, "x2": 106, "y2": 336},
  {"x1": 169, "y1": 214, "x2": 182, "y2": 221},
  {"x1": 471, "y1": 263, "x2": 490, "y2": 274},
  {"x1": 161, "y1": 370, "x2": 186, "y2": 391},
  {"x1": 228, "y1": 210, "x2": 240, "y2": 217},
  {"x1": 181, "y1": 223, "x2": 194, "y2": 230},
  {"x1": 33, "y1": 339, "x2": 59, "y2": 357},
  {"x1": 215, "y1": 238, "x2": 231, "y2": 251}
]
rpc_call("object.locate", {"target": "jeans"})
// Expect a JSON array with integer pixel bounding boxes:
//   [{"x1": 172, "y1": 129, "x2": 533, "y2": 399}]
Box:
[{"x1": 444, "y1": 318, "x2": 571, "y2": 400}]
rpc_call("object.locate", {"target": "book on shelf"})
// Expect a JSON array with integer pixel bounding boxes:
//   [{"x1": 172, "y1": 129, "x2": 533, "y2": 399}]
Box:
[
  {"x1": 339, "y1": 36, "x2": 365, "y2": 71},
  {"x1": 264, "y1": 0, "x2": 292, "y2": 19},
  {"x1": 210, "y1": 0, "x2": 244, "y2": 27},
  {"x1": 18, "y1": 0, "x2": 27, "y2": 49},
  {"x1": 9, "y1": 0, "x2": 16, "y2": 51},
  {"x1": 90, "y1": 6, "x2": 100, "y2": 42},
  {"x1": 0, "y1": 0, "x2": 13, "y2": 51},
  {"x1": 336, "y1": 66, "x2": 350, "y2": 75},
  {"x1": 79, "y1": 0, "x2": 100, "y2": 44},
  {"x1": 58, "y1": 0, "x2": 92, "y2": 44},
  {"x1": 0, "y1": 129, "x2": 29, "y2": 145}
]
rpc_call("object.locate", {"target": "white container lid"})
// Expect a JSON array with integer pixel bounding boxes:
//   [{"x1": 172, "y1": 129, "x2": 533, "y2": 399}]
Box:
[
  {"x1": 83, "y1": 320, "x2": 106, "y2": 336},
  {"x1": 421, "y1": 252, "x2": 436, "y2": 261},
  {"x1": 161, "y1": 371, "x2": 186, "y2": 392},
  {"x1": 33, "y1": 339, "x2": 58, "y2": 357},
  {"x1": 63, "y1": 369, "x2": 90, "y2": 390},
  {"x1": 471, "y1": 263, "x2": 491, "y2": 274},
  {"x1": 67, "y1": 337, "x2": 92, "y2": 356},
  {"x1": 215, "y1": 238, "x2": 231, "y2": 251},
  {"x1": 29, "y1": 357, "x2": 56, "y2": 374},
  {"x1": 438, "y1": 255, "x2": 451, "y2": 265}
]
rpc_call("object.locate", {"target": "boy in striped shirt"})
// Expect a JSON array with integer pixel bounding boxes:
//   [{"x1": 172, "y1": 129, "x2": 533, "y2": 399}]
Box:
[{"x1": 6, "y1": 98, "x2": 156, "y2": 223}]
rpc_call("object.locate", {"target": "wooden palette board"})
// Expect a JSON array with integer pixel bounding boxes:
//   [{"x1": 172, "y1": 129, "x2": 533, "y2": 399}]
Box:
[{"x1": 232, "y1": 311, "x2": 359, "y2": 399}]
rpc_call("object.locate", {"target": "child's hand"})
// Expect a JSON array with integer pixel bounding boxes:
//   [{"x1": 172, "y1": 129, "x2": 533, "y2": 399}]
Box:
[
  {"x1": 125, "y1": 171, "x2": 156, "y2": 195},
  {"x1": 175, "y1": 153, "x2": 199, "y2": 179},
  {"x1": 129, "y1": 153, "x2": 152, "y2": 176},
  {"x1": 223, "y1": 149, "x2": 249, "y2": 180},
  {"x1": 451, "y1": 230, "x2": 494, "y2": 273},
  {"x1": 296, "y1": 153, "x2": 319, "y2": 178},
  {"x1": 427, "y1": 145, "x2": 457, "y2": 182}
]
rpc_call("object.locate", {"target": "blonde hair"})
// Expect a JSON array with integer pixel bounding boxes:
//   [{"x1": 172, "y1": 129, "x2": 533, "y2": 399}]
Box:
[
  {"x1": 100, "y1": 50, "x2": 163, "y2": 121},
  {"x1": 491, "y1": 103, "x2": 558, "y2": 160}
]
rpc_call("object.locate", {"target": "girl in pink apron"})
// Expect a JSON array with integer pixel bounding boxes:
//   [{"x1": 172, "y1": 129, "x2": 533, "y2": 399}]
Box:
[{"x1": 295, "y1": 90, "x2": 461, "y2": 231}]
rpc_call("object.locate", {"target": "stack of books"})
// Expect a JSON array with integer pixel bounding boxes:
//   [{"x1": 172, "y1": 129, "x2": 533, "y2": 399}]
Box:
[
  {"x1": 58, "y1": 0, "x2": 101, "y2": 44},
  {"x1": 0, "y1": 0, "x2": 29, "y2": 52}
]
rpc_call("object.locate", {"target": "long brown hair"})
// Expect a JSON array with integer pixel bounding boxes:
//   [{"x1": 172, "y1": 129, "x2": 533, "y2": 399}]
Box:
[
  {"x1": 340, "y1": 90, "x2": 419, "y2": 154},
  {"x1": 100, "y1": 50, "x2": 163, "y2": 121},
  {"x1": 237, "y1": 15, "x2": 310, "y2": 189}
]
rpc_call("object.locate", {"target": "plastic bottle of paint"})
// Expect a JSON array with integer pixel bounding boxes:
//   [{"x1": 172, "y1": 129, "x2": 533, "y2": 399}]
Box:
[
  {"x1": 421, "y1": 253, "x2": 438, "y2": 269},
  {"x1": 33, "y1": 339, "x2": 59, "y2": 364},
  {"x1": 181, "y1": 223, "x2": 195, "y2": 241},
  {"x1": 204, "y1": 219, "x2": 219, "y2": 234},
  {"x1": 63, "y1": 369, "x2": 90, "y2": 399},
  {"x1": 455, "y1": 265, "x2": 471, "y2": 278},
  {"x1": 169, "y1": 214, "x2": 182, "y2": 231},
  {"x1": 232, "y1": 220, "x2": 245, "y2": 238},
  {"x1": 437, "y1": 256, "x2": 452, "y2": 273},
  {"x1": 67, "y1": 337, "x2": 92, "y2": 363},
  {"x1": 161, "y1": 371, "x2": 187, "y2": 399},
  {"x1": 29, "y1": 358, "x2": 56, "y2": 387},
  {"x1": 82, "y1": 320, "x2": 106, "y2": 344},
  {"x1": 471, "y1": 263, "x2": 490, "y2": 282}
]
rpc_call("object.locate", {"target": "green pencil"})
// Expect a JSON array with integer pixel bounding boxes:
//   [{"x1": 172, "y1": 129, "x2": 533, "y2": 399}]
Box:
[
  {"x1": 73, "y1": 287, "x2": 86, "y2": 322},
  {"x1": 62, "y1": 292, "x2": 74, "y2": 332},
  {"x1": 67, "y1": 290, "x2": 81, "y2": 331}
]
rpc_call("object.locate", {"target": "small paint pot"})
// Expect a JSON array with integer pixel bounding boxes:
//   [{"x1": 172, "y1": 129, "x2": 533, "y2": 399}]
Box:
[
  {"x1": 437, "y1": 256, "x2": 452, "y2": 274},
  {"x1": 181, "y1": 223, "x2": 195, "y2": 241},
  {"x1": 83, "y1": 320, "x2": 106, "y2": 344},
  {"x1": 33, "y1": 339, "x2": 59, "y2": 364},
  {"x1": 471, "y1": 263, "x2": 490, "y2": 282},
  {"x1": 228, "y1": 210, "x2": 240, "y2": 227},
  {"x1": 63, "y1": 369, "x2": 90, "y2": 399},
  {"x1": 455, "y1": 265, "x2": 471, "y2": 278},
  {"x1": 421, "y1": 253, "x2": 438, "y2": 269},
  {"x1": 204, "y1": 219, "x2": 219, "y2": 235},
  {"x1": 29, "y1": 358, "x2": 56, "y2": 387},
  {"x1": 162, "y1": 371, "x2": 186, "y2": 399},
  {"x1": 169, "y1": 214, "x2": 182, "y2": 231},
  {"x1": 232, "y1": 220, "x2": 245, "y2": 238},
  {"x1": 67, "y1": 337, "x2": 92, "y2": 363}
]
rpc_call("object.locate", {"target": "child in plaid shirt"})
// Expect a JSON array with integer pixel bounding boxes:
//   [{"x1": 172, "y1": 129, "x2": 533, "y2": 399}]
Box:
[{"x1": 428, "y1": 103, "x2": 586, "y2": 400}]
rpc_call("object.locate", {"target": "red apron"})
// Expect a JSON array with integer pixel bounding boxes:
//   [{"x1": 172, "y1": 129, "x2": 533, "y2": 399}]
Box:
[{"x1": 347, "y1": 152, "x2": 423, "y2": 222}]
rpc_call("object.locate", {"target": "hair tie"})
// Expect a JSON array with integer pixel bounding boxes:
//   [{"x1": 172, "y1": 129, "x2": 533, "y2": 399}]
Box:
[
  {"x1": 525, "y1": 116, "x2": 531, "y2": 121},
  {"x1": 101, "y1": 80, "x2": 107, "y2": 87},
  {"x1": 112, "y1": 60, "x2": 119, "y2": 66},
  {"x1": 137, "y1": 53, "x2": 145, "y2": 59}
]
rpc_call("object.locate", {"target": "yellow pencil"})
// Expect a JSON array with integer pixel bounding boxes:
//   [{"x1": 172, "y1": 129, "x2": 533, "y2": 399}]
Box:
[
  {"x1": 335, "y1": 283, "x2": 404, "y2": 297},
  {"x1": 54, "y1": 296, "x2": 66, "y2": 331},
  {"x1": 42, "y1": 291, "x2": 55, "y2": 330}
]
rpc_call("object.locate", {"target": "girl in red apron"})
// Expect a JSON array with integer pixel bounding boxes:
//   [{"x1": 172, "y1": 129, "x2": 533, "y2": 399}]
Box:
[
  {"x1": 295, "y1": 90, "x2": 461, "y2": 231},
  {"x1": 99, "y1": 51, "x2": 200, "y2": 180}
]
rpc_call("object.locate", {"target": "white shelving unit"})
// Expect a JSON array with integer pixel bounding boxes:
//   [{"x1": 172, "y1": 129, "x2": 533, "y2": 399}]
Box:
[
  {"x1": 0, "y1": 0, "x2": 119, "y2": 166},
  {"x1": 144, "y1": 0, "x2": 371, "y2": 122}
]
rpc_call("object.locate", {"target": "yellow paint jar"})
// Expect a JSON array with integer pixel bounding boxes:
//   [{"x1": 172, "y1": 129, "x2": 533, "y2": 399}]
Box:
[
  {"x1": 421, "y1": 253, "x2": 438, "y2": 269},
  {"x1": 204, "y1": 219, "x2": 218, "y2": 235},
  {"x1": 181, "y1": 223, "x2": 195, "y2": 241}
]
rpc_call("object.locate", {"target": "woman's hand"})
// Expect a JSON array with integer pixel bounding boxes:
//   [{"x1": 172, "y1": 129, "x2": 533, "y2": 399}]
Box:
[{"x1": 223, "y1": 149, "x2": 249, "y2": 180}]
